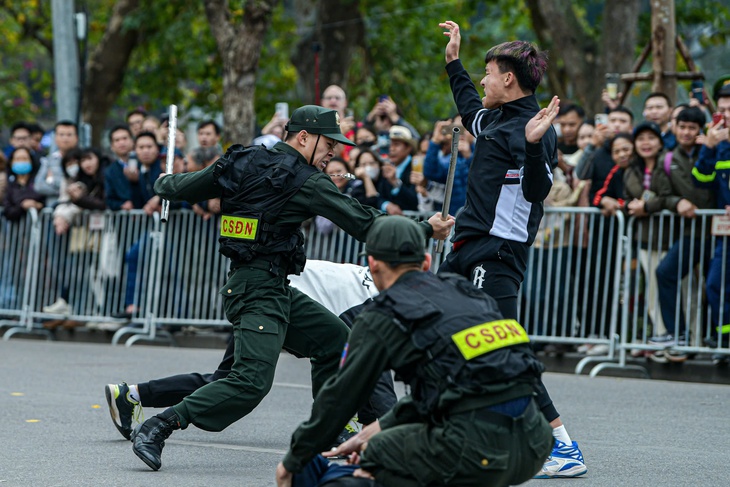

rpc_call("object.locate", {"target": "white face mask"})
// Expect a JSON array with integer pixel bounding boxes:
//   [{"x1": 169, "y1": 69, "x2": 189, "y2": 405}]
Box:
[
  {"x1": 364, "y1": 166, "x2": 380, "y2": 180},
  {"x1": 66, "y1": 164, "x2": 80, "y2": 179}
]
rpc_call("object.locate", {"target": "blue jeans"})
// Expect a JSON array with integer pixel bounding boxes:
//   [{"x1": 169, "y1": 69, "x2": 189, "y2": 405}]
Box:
[
  {"x1": 293, "y1": 455, "x2": 360, "y2": 487},
  {"x1": 655, "y1": 236, "x2": 711, "y2": 336},
  {"x1": 706, "y1": 239, "x2": 730, "y2": 338}
]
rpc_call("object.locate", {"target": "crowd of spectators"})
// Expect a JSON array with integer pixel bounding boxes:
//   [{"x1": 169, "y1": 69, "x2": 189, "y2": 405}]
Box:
[{"x1": 2, "y1": 78, "x2": 730, "y2": 365}]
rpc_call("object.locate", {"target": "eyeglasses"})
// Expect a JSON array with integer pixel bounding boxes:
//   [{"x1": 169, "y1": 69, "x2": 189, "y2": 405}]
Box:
[{"x1": 323, "y1": 95, "x2": 343, "y2": 101}]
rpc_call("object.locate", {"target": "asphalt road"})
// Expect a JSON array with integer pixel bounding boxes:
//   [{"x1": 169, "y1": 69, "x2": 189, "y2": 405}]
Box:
[{"x1": 1, "y1": 339, "x2": 728, "y2": 487}]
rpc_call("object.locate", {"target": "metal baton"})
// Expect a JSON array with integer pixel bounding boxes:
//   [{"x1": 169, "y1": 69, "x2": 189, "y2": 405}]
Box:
[
  {"x1": 160, "y1": 104, "x2": 178, "y2": 223},
  {"x1": 436, "y1": 126, "x2": 460, "y2": 254}
]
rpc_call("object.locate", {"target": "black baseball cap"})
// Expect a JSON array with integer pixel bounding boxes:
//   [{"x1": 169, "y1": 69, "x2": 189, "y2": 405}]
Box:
[
  {"x1": 361, "y1": 216, "x2": 426, "y2": 264},
  {"x1": 633, "y1": 121, "x2": 663, "y2": 146},
  {"x1": 285, "y1": 105, "x2": 355, "y2": 146}
]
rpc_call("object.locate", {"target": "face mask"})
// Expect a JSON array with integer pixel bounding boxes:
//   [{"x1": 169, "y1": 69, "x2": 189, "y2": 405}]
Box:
[
  {"x1": 364, "y1": 166, "x2": 380, "y2": 180},
  {"x1": 12, "y1": 161, "x2": 33, "y2": 175},
  {"x1": 66, "y1": 164, "x2": 80, "y2": 179}
]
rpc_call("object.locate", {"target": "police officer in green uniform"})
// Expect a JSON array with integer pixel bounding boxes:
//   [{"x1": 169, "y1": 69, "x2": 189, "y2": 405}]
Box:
[
  {"x1": 130, "y1": 106, "x2": 455, "y2": 471},
  {"x1": 276, "y1": 216, "x2": 553, "y2": 487}
]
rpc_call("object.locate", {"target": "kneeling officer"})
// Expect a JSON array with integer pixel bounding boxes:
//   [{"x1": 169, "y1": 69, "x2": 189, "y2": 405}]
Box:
[{"x1": 277, "y1": 215, "x2": 553, "y2": 487}]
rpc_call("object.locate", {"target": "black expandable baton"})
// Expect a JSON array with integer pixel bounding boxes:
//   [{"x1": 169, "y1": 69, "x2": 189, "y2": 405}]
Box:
[
  {"x1": 160, "y1": 104, "x2": 178, "y2": 223},
  {"x1": 436, "y1": 126, "x2": 460, "y2": 254}
]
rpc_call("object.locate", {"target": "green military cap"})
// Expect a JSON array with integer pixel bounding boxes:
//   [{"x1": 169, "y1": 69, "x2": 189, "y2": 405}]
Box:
[
  {"x1": 285, "y1": 105, "x2": 356, "y2": 146},
  {"x1": 362, "y1": 216, "x2": 426, "y2": 264},
  {"x1": 714, "y1": 75, "x2": 730, "y2": 100}
]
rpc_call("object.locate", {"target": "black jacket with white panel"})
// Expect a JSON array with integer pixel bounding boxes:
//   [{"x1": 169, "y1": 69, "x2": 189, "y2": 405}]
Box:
[{"x1": 446, "y1": 59, "x2": 557, "y2": 246}]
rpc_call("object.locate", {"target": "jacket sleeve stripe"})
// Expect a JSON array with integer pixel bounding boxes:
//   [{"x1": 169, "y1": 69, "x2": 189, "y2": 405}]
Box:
[{"x1": 691, "y1": 166, "x2": 715, "y2": 183}]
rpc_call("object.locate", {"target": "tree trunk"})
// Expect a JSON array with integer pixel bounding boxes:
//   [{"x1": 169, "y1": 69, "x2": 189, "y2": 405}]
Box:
[
  {"x1": 291, "y1": 0, "x2": 365, "y2": 103},
  {"x1": 651, "y1": 0, "x2": 676, "y2": 100},
  {"x1": 204, "y1": 0, "x2": 278, "y2": 145},
  {"x1": 525, "y1": 0, "x2": 640, "y2": 116},
  {"x1": 601, "y1": 0, "x2": 641, "y2": 104},
  {"x1": 82, "y1": 0, "x2": 140, "y2": 147}
]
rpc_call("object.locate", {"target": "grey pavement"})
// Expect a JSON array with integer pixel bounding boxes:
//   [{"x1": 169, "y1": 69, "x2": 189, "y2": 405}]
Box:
[{"x1": 0, "y1": 339, "x2": 728, "y2": 487}]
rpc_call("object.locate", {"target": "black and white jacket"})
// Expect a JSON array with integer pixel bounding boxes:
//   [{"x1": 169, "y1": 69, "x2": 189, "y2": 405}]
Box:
[{"x1": 446, "y1": 59, "x2": 557, "y2": 246}]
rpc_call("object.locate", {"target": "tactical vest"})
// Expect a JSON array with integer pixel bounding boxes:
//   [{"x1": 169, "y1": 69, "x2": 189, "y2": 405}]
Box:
[
  {"x1": 213, "y1": 144, "x2": 318, "y2": 276},
  {"x1": 372, "y1": 271, "x2": 543, "y2": 416}
]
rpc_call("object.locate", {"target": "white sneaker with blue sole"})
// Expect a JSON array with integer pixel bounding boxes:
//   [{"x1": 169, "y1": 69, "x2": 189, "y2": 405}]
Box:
[{"x1": 534, "y1": 440, "x2": 587, "y2": 478}]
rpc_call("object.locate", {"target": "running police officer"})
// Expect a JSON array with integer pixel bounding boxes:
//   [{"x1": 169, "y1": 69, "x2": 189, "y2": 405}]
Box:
[
  {"x1": 276, "y1": 216, "x2": 553, "y2": 487},
  {"x1": 130, "y1": 106, "x2": 454, "y2": 471},
  {"x1": 437, "y1": 22, "x2": 586, "y2": 478}
]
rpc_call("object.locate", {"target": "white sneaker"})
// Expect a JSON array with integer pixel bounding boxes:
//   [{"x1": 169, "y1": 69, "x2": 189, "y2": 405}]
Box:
[
  {"x1": 534, "y1": 440, "x2": 587, "y2": 478},
  {"x1": 42, "y1": 298, "x2": 71, "y2": 315},
  {"x1": 585, "y1": 343, "x2": 609, "y2": 356}
]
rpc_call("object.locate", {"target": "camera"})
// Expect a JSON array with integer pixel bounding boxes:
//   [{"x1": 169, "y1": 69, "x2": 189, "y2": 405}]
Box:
[{"x1": 441, "y1": 124, "x2": 455, "y2": 135}]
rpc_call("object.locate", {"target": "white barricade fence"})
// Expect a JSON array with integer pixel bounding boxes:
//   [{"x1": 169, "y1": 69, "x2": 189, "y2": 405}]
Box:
[
  {"x1": 150, "y1": 210, "x2": 229, "y2": 328},
  {"x1": 590, "y1": 209, "x2": 730, "y2": 377},
  {"x1": 520, "y1": 207, "x2": 624, "y2": 374},
  {"x1": 7, "y1": 206, "x2": 728, "y2": 372},
  {"x1": 1, "y1": 208, "x2": 40, "y2": 338}
]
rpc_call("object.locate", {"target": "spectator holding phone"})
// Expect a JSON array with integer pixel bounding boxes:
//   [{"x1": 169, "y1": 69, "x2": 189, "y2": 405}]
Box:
[{"x1": 692, "y1": 83, "x2": 730, "y2": 365}]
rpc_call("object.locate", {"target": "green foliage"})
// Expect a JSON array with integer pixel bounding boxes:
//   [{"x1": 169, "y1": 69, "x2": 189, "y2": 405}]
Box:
[
  {"x1": 0, "y1": 3, "x2": 54, "y2": 126},
  {"x1": 113, "y1": 0, "x2": 222, "y2": 122},
  {"x1": 254, "y1": 1, "x2": 300, "y2": 127}
]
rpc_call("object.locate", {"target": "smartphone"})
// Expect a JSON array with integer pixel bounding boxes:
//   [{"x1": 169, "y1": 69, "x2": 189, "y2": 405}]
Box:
[
  {"x1": 378, "y1": 95, "x2": 388, "y2": 102},
  {"x1": 345, "y1": 108, "x2": 354, "y2": 119},
  {"x1": 605, "y1": 73, "x2": 620, "y2": 100},
  {"x1": 712, "y1": 113, "x2": 724, "y2": 126},
  {"x1": 691, "y1": 80, "x2": 704, "y2": 104},
  {"x1": 595, "y1": 113, "x2": 609, "y2": 126},
  {"x1": 275, "y1": 102, "x2": 289, "y2": 120}
]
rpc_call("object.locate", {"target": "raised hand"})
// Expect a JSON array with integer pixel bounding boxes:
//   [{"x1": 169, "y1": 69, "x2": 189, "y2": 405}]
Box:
[
  {"x1": 439, "y1": 21, "x2": 461, "y2": 63},
  {"x1": 525, "y1": 95, "x2": 560, "y2": 144}
]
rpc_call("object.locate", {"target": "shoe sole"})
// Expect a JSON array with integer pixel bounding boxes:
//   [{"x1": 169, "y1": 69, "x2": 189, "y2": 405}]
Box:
[
  {"x1": 105, "y1": 384, "x2": 132, "y2": 441},
  {"x1": 133, "y1": 444, "x2": 161, "y2": 471},
  {"x1": 534, "y1": 466, "x2": 588, "y2": 479}
]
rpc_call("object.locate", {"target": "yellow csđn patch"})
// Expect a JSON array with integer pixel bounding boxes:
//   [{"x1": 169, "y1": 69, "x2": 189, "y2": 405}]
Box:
[
  {"x1": 451, "y1": 319, "x2": 529, "y2": 360},
  {"x1": 220, "y1": 215, "x2": 258, "y2": 240}
]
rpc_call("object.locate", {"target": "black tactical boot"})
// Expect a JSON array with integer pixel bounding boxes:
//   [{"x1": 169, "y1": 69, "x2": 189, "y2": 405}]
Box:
[{"x1": 131, "y1": 407, "x2": 181, "y2": 471}]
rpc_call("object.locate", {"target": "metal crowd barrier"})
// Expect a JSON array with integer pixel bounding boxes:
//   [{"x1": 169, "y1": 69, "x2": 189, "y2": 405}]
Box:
[
  {"x1": 590, "y1": 209, "x2": 730, "y2": 377},
  {"x1": 0, "y1": 208, "x2": 41, "y2": 338},
  {"x1": 2, "y1": 206, "x2": 729, "y2": 373},
  {"x1": 520, "y1": 207, "x2": 625, "y2": 375}
]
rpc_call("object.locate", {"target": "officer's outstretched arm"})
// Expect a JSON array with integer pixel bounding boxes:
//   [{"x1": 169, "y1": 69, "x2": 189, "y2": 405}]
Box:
[{"x1": 154, "y1": 163, "x2": 222, "y2": 205}]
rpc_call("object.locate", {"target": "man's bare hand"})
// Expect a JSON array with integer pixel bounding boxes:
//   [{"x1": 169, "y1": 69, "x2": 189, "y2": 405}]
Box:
[
  {"x1": 525, "y1": 96, "x2": 560, "y2": 144},
  {"x1": 385, "y1": 202, "x2": 403, "y2": 215},
  {"x1": 275, "y1": 463, "x2": 292, "y2": 487},
  {"x1": 676, "y1": 198, "x2": 697, "y2": 218},
  {"x1": 440, "y1": 21, "x2": 461, "y2": 64},
  {"x1": 428, "y1": 213, "x2": 455, "y2": 240}
]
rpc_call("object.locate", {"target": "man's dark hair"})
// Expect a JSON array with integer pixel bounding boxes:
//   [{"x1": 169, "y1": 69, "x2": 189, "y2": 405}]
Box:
[
  {"x1": 197, "y1": 119, "x2": 221, "y2": 135},
  {"x1": 675, "y1": 106, "x2": 706, "y2": 127},
  {"x1": 644, "y1": 92, "x2": 672, "y2": 108},
  {"x1": 108, "y1": 124, "x2": 133, "y2": 143},
  {"x1": 135, "y1": 131, "x2": 158, "y2": 145},
  {"x1": 10, "y1": 121, "x2": 30, "y2": 135},
  {"x1": 126, "y1": 108, "x2": 147, "y2": 120},
  {"x1": 27, "y1": 122, "x2": 44, "y2": 135},
  {"x1": 55, "y1": 120, "x2": 78, "y2": 135},
  {"x1": 484, "y1": 41, "x2": 549, "y2": 93},
  {"x1": 609, "y1": 105, "x2": 634, "y2": 122},
  {"x1": 558, "y1": 103, "x2": 585, "y2": 119}
]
